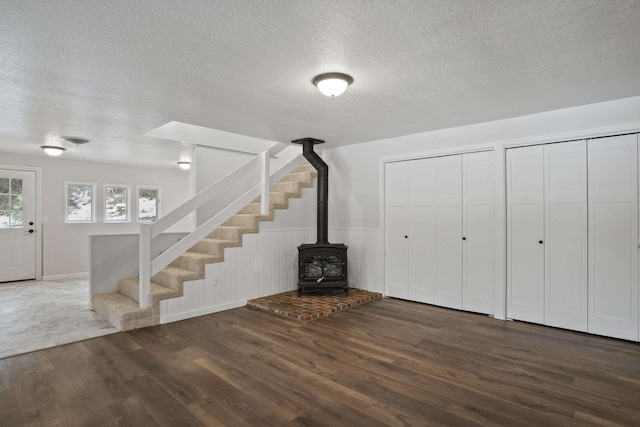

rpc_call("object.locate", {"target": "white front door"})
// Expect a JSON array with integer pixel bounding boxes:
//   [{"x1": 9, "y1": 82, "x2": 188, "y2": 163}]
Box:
[{"x1": 0, "y1": 169, "x2": 36, "y2": 282}]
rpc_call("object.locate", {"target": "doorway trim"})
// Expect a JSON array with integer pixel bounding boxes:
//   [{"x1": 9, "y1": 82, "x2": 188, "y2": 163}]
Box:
[{"x1": 0, "y1": 164, "x2": 42, "y2": 281}]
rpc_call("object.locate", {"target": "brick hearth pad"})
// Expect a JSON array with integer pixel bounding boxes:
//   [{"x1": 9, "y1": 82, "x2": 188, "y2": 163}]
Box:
[{"x1": 246, "y1": 288, "x2": 382, "y2": 322}]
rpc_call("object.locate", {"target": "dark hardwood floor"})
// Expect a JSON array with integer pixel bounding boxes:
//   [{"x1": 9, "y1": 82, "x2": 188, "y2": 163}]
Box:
[{"x1": 1, "y1": 298, "x2": 639, "y2": 426}]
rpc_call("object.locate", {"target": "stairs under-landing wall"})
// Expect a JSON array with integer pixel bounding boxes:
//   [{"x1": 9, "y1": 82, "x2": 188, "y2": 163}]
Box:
[{"x1": 92, "y1": 164, "x2": 316, "y2": 331}]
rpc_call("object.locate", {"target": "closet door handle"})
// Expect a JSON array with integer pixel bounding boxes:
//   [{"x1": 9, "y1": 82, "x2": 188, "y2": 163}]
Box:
[
  {"x1": 462, "y1": 237, "x2": 466, "y2": 240},
  {"x1": 404, "y1": 235, "x2": 408, "y2": 239},
  {"x1": 539, "y1": 240, "x2": 543, "y2": 244}
]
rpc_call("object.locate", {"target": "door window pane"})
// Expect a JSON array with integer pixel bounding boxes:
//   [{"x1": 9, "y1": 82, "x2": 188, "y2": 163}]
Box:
[
  {"x1": 11, "y1": 211, "x2": 22, "y2": 227},
  {"x1": 66, "y1": 183, "x2": 95, "y2": 222},
  {"x1": 105, "y1": 185, "x2": 129, "y2": 222},
  {"x1": 11, "y1": 179, "x2": 22, "y2": 194},
  {"x1": 138, "y1": 187, "x2": 159, "y2": 222},
  {"x1": 0, "y1": 211, "x2": 8, "y2": 228},
  {"x1": 0, "y1": 178, "x2": 23, "y2": 229},
  {"x1": 11, "y1": 195, "x2": 22, "y2": 210}
]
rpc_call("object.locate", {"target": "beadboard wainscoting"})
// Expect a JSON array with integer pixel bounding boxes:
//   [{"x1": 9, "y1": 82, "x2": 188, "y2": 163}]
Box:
[
  {"x1": 329, "y1": 228, "x2": 382, "y2": 294},
  {"x1": 159, "y1": 228, "x2": 314, "y2": 323},
  {"x1": 158, "y1": 228, "x2": 381, "y2": 324}
]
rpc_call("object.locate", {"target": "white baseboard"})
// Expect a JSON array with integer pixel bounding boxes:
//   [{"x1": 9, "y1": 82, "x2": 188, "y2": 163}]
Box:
[
  {"x1": 160, "y1": 299, "x2": 247, "y2": 324},
  {"x1": 42, "y1": 272, "x2": 89, "y2": 281}
]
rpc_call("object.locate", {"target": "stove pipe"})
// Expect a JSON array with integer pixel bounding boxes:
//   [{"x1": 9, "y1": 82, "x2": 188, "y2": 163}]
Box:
[{"x1": 292, "y1": 138, "x2": 328, "y2": 244}]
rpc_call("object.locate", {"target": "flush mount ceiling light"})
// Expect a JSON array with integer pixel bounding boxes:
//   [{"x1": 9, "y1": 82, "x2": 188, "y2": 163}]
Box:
[
  {"x1": 61, "y1": 136, "x2": 91, "y2": 145},
  {"x1": 40, "y1": 145, "x2": 66, "y2": 156},
  {"x1": 177, "y1": 161, "x2": 191, "y2": 170},
  {"x1": 312, "y1": 72, "x2": 354, "y2": 97}
]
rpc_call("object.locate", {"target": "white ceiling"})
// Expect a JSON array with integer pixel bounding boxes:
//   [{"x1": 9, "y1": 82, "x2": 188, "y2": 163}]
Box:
[{"x1": 1, "y1": 0, "x2": 639, "y2": 166}]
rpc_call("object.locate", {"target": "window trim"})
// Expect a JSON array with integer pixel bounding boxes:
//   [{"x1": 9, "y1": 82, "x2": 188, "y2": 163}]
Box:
[
  {"x1": 65, "y1": 181, "x2": 96, "y2": 223},
  {"x1": 136, "y1": 185, "x2": 161, "y2": 223},
  {"x1": 103, "y1": 183, "x2": 131, "y2": 223}
]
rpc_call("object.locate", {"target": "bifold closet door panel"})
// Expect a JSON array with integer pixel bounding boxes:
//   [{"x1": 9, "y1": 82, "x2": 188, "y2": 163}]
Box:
[
  {"x1": 462, "y1": 151, "x2": 495, "y2": 314},
  {"x1": 588, "y1": 135, "x2": 639, "y2": 341},
  {"x1": 544, "y1": 140, "x2": 588, "y2": 332},
  {"x1": 507, "y1": 146, "x2": 544, "y2": 323},
  {"x1": 385, "y1": 161, "x2": 409, "y2": 299},
  {"x1": 433, "y1": 155, "x2": 463, "y2": 309},
  {"x1": 409, "y1": 158, "x2": 436, "y2": 303}
]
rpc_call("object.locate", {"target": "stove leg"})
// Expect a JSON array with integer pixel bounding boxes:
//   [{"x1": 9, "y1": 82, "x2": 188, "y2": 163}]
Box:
[{"x1": 344, "y1": 287, "x2": 349, "y2": 296}]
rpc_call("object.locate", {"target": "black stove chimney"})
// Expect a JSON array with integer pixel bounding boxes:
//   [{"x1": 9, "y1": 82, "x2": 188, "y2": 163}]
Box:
[{"x1": 292, "y1": 138, "x2": 328, "y2": 244}]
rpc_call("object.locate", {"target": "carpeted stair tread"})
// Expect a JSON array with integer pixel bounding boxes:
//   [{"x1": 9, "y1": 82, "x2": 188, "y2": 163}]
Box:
[
  {"x1": 253, "y1": 191, "x2": 289, "y2": 205},
  {"x1": 118, "y1": 278, "x2": 178, "y2": 303},
  {"x1": 92, "y1": 292, "x2": 155, "y2": 331},
  {"x1": 222, "y1": 214, "x2": 260, "y2": 229},
  {"x1": 171, "y1": 251, "x2": 223, "y2": 273},
  {"x1": 210, "y1": 226, "x2": 254, "y2": 242},
  {"x1": 189, "y1": 238, "x2": 236, "y2": 256},
  {"x1": 152, "y1": 266, "x2": 202, "y2": 290},
  {"x1": 279, "y1": 171, "x2": 315, "y2": 185},
  {"x1": 293, "y1": 164, "x2": 316, "y2": 173},
  {"x1": 271, "y1": 181, "x2": 302, "y2": 194},
  {"x1": 237, "y1": 202, "x2": 276, "y2": 219}
]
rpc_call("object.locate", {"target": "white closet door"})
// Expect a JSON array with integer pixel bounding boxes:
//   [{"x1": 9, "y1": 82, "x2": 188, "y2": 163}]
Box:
[
  {"x1": 433, "y1": 155, "x2": 463, "y2": 309},
  {"x1": 462, "y1": 151, "x2": 495, "y2": 314},
  {"x1": 507, "y1": 146, "x2": 545, "y2": 323},
  {"x1": 409, "y1": 158, "x2": 436, "y2": 303},
  {"x1": 385, "y1": 161, "x2": 409, "y2": 299},
  {"x1": 544, "y1": 141, "x2": 588, "y2": 331},
  {"x1": 588, "y1": 135, "x2": 639, "y2": 341}
]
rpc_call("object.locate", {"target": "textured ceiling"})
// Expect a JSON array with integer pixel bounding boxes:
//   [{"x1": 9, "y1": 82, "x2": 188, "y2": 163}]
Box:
[{"x1": 1, "y1": 0, "x2": 640, "y2": 166}]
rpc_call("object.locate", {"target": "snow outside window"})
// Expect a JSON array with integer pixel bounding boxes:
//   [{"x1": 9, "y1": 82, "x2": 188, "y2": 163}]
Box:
[
  {"x1": 65, "y1": 182, "x2": 96, "y2": 223},
  {"x1": 104, "y1": 184, "x2": 130, "y2": 222},
  {"x1": 137, "y1": 186, "x2": 160, "y2": 222}
]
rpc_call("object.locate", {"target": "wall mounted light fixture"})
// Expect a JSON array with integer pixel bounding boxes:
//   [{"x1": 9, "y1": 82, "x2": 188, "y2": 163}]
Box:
[
  {"x1": 177, "y1": 161, "x2": 191, "y2": 170},
  {"x1": 312, "y1": 72, "x2": 354, "y2": 97}
]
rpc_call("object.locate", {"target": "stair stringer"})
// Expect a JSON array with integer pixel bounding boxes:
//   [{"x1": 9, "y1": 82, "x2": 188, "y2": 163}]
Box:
[{"x1": 92, "y1": 164, "x2": 317, "y2": 330}]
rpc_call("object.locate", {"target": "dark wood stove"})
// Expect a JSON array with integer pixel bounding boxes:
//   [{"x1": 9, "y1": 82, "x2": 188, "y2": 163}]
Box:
[
  {"x1": 298, "y1": 243, "x2": 348, "y2": 296},
  {"x1": 292, "y1": 138, "x2": 348, "y2": 296}
]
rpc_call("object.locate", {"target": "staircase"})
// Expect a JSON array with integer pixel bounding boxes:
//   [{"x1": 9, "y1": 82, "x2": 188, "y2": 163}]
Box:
[{"x1": 92, "y1": 164, "x2": 316, "y2": 331}]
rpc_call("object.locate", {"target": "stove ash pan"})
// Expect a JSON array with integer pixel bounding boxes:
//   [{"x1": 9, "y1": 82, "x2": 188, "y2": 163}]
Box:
[{"x1": 297, "y1": 243, "x2": 348, "y2": 296}]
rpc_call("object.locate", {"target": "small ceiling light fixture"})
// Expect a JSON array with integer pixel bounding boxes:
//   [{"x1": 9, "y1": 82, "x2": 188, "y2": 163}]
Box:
[
  {"x1": 41, "y1": 145, "x2": 66, "y2": 156},
  {"x1": 61, "y1": 136, "x2": 91, "y2": 145},
  {"x1": 312, "y1": 72, "x2": 354, "y2": 97},
  {"x1": 177, "y1": 161, "x2": 191, "y2": 170}
]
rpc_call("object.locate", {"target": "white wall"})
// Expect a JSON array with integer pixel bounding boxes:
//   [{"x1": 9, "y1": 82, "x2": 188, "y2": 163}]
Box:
[
  {"x1": 0, "y1": 152, "x2": 193, "y2": 278},
  {"x1": 194, "y1": 145, "x2": 254, "y2": 226},
  {"x1": 324, "y1": 95, "x2": 640, "y2": 303},
  {"x1": 324, "y1": 95, "x2": 640, "y2": 229}
]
